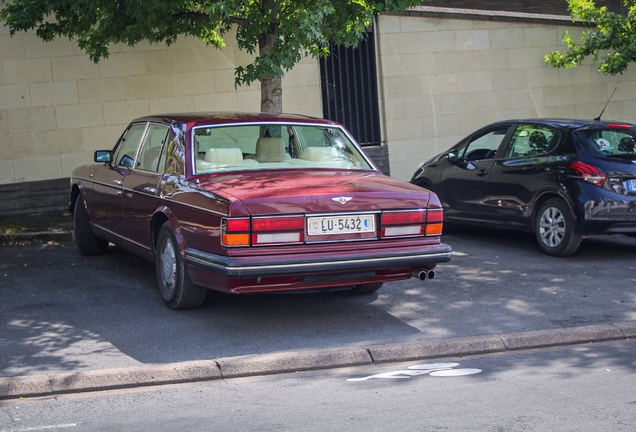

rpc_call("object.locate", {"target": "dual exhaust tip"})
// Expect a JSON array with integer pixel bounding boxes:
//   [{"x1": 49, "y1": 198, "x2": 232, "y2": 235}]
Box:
[{"x1": 411, "y1": 269, "x2": 435, "y2": 281}]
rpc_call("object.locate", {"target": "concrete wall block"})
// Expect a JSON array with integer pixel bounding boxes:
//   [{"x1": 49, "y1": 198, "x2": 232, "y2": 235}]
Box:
[
  {"x1": 56, "y1": 103, "x2": 104, "y2": 129},
  {"x1": 436, "y1": 51, "x2": 473, "y2": 74},
  {"x1": 12, "y1": 155, "x2": 63, "y2": 182},
  {"x1": 7, "y1": 107, "x2": 57, "y2": 133},
  {"x1": 34, "y1": 129, "x2": 84, "y2": 157},
  {"x1": 490, "y1": 28, "x2": 525, "y2": 49},
  {"x1": 191, "y1": 46, "x2": 235, "y2": 71},
  {"x1": 146, "y1": 49, "x2": 192, "y2": 75},
  {"x1": 526, "y1": 67, "x2": 561, "y2": 88},
  {"x1": 440, "y1": 92, "x2": 477, "y2": 115},
  {"x1": 194, "y1": 92, "x2": 239, "y2": 112},
  {"x1": 83, "y1": 125, "x2": 124, "y2": 152},
  {"x1": 385, "y1": 118, "x2": 424, "y2": 141},
  {"x1": 61, "y1": 151, "x2": 94, "y2": 178},
  {"x1": 99, "y1": 52, "x2": 147, "y2": 78},
  {"x1": 510, "y1": 88, "x2": 545, "y2": 110},
  {"x1": 125, "y1": 74, "x2": 171, "y2": 99},
  {"x1": 400, "y1": 15, "x2": 437, "y2": 32},
  {"x1": 476, "y1": 90, "x2": 512, "y2": 111},
  {"x1": 0, "y1": 34, "x2": 25, "y2": 61},
  {"x1": 380, "y1": 32, "x2": 419, "y2": 56},
  {"x1": 378, "y1": 54, "x2": 402, "y2": 77},
  {"x1": 149, "y1": 96, "x2": 195, "y2": 114},
  {"x1": 103, "y1": 100, "x2": 150, "y2": 126},
  {"x1": 24, "y1": 34, "x2": 79, "y2": 58},
  {"x1": 400, "y1": 53, "x2": 438, "y2": 76},
  {"x1": 422, "y1": 73, "x2": 458, "y2": 95},
  {"x1": 170, "y1": 71, "x2": 216, "y2": 96},
  {"x1": 4, "y1": 58, "x2": 52, "y2": 84},
  {"x1": 78, "y1": 77, "x2": 127, "y2": 103},
  {"x1": 378, "y1": 15, "x2": 402, "y2": 34},
  {"x1": 0, "y1": 133, "x2": 35, "y2": 160},
  {"x1": 457, "y1": 71, "x2": 493, "y2": 93},
  {"x1": 236, "y1": 89, "x2": 261, "y2": 112},
  {"x1": 524, "y1": 26, "x2": 558, "y2": 47},
  {"x1": 285, "y1": 86, "x2": 322, "y2": 114},
  {"x1": 417, "y1": 31, "x2": 455, "y2": 53},
  {"x1": 508, "y1": 47, "x2": 549, "y2": 69},
  {"x1": 472, "y1": 49, "x2": 508, "y2": 71},
  {"x1": 403, "y1": 95, "x2": 440, "y2": 118},
  {"x1": 30, "y1": 81, "x2": 79, "y2": 107},
  {"x1": 384, "y1": 75, "x2": 423, "y2": 98},
  {"x1": 493, "y1": 69, "x2": 527, "y2": 90},
  {"x1": 52, "y1": 56, "x2": 101, "y2": 81},
  {"x1": 544, "y1": 85, "x2": 577, "y2": 107},
  {"x1": 437, "y1": 19, "x2": 474, "y2": 31},
  {"x1": 0, "y1": 160, "x2": 14, "y2": 185},
  {"x1": 458, "y1": 111, "x2": 498, "y2": 135},
  {"x1": 455, "y1": 29, "x2": 490, "y2": 51},
  {"x1": 559, "y1": 67, "x2": 593, "y2": 86}
]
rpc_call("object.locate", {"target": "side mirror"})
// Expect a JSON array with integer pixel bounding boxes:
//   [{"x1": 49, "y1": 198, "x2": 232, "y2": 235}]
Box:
[
  {"x1": 447, "y1": 150, "x2": 459, "y2": 163},
  {"x1": 94, "y1": 150, "x2": 112, "y2": 163}
]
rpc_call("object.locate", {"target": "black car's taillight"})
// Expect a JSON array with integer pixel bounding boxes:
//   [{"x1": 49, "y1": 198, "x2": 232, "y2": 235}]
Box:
[{"x1": 568, "y1": 161, "x2": 606, "y2": 187}]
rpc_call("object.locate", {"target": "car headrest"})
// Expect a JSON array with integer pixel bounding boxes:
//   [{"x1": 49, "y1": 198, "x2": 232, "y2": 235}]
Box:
[
  {"x1": 255, "y1": 138, "x2": 286, "y2": 162},
  {"x1": 204, "y1": 148, "x2": 243, "y2": 164},
  {"x1": 301, "y1": 146, "x2": 339, "y2": 161}
]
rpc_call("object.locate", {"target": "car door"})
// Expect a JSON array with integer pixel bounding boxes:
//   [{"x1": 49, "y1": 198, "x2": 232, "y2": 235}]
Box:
[
  {"x1": 437, "y1": 125, "x2": 511, "y2": 222},
  {"x1": 488, "y1": 123, "x2": 560, "y2": 226},
  {"x1": 122, "y1": 123, "x2": 170, "y2": 252},
  {"x1": 90, "y1": 123, "x2": 147, "y2": 239}
]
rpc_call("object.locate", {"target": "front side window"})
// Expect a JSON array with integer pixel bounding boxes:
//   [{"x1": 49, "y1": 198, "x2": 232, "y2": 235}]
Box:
[
  {"x1": 192, "y1": 123, "x2": 374, "y2": 174},
  {"x1": 113, "y1": 123, "x2": 147, "y2": 168},
  {"x1": 459, "y1": 127, "x2": 509, "y2": 161}
]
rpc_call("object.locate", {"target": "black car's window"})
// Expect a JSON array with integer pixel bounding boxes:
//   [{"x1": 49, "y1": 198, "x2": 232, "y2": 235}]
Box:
[
  {"x1": 506, "y1": 125, "x2": 557, "y2": 157},
  {"x1": 113, "y1": 123, "x2": 147, "y2": 168},
  {"x1": 460, "y1": 127, "x2": 509, "y2": 161},
  {"x1": 136, "y1": 124, "x2": 169, "y2": 173},
  {"x1": 574, "y1": 127, "x2": 636, "y2": 156}
]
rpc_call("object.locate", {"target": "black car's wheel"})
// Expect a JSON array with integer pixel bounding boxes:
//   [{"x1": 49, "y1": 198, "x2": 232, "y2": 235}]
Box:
[
  {"x1": 351, "y1": 282, "x2": 384, "y2": 294},
  {"x1": 535, "y1": 198, "x2": 581, "y2": 256},
  {"x1": 155, "y1": 222, "x2": 206, "y2": 309},
  {"x1": 73, "y1": 197, "x2": 109, "y2": 255}
]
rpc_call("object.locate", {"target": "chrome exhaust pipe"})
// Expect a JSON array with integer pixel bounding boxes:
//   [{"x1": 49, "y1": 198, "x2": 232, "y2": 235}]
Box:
[{"x1": 411, "y1": 269, "x2": 434, "y2": 280}]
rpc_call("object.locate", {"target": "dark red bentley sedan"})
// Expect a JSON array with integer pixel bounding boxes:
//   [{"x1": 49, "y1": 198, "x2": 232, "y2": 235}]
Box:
[{"x1": 70, "y1": 113, "x2": 451, "y2": 309}]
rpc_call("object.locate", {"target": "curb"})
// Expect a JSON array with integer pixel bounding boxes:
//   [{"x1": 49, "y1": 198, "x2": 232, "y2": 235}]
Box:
[{"x1": 1, "y1": 321, "x2": 634, "y2": 400}]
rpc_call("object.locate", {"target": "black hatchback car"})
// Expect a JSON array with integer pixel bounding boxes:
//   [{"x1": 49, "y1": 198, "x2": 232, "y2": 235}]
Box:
[{"x1": 410, "y1": 119, "x2": 636, "y2": 256}]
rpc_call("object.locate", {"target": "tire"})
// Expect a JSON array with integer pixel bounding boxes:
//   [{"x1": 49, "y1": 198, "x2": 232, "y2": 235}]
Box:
[
  {"x1": 155, "y1": 222, "x2": 206, "y2": 309},
  {"x1": 535, "y1": 198, "x2": 581, "y2": 257},
  {"x1": 351, "y1": 282, "x2": 384, "y2": 294},
  {"x1": 74, "y1": 197, "x2": 109, "y2": 255}
]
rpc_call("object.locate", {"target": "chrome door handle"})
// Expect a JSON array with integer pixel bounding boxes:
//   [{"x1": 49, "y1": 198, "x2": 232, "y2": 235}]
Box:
[{"x1": 113, "y1": 179, "x2": 123, "y2": 186}]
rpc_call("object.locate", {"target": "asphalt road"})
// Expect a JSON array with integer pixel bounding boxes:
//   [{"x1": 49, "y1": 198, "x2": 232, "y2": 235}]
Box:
[
  {"x1": 1, "y1": 226, "x2": 635, "y2": 383},
  {"x1": 2, "y1": 339, "x2": 635, "y2": 431}
]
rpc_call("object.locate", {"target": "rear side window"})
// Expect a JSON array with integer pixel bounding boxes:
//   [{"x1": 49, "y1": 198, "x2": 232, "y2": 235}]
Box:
[
  {"x1": 574, "y1": 127, "x2": 636, "y2": 156},
  {"x1": 506, "y1": 125, "x2": 558, "y2": 157}
]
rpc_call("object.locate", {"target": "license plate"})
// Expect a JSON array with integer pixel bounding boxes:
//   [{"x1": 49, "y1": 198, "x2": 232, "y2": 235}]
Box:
[
  {"x1": 628, "y1": 179, "x2": 636, "y2": 192},
  {"x1": 307, "y1": 214, "x2": 375, "y2": 236}
]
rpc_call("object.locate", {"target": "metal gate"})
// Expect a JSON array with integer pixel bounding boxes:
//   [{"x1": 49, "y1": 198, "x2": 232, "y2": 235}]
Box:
[{"x1": 319, "y1": 28, "x2": 381, "y2": 147}]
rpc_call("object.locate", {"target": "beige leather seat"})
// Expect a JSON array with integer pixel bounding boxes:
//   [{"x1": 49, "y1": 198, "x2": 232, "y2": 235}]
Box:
[{"x1": 255, "y1": 138, "x2": 286, "y2": 162}]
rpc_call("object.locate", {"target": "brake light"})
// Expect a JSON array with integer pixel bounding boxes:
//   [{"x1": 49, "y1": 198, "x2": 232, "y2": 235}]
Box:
[
  {"x1": 608, "y1": 123, "x2": 631, "y2": 129},
  {"x1": 568, "y1": 161, "x2": 606, "y2": 187},
  {"x1": 252, "y1": 216, "x2": 304, "y2": 245},
  {"x1": 381, "y1": 210, "x2": 426, "y2": 238}
]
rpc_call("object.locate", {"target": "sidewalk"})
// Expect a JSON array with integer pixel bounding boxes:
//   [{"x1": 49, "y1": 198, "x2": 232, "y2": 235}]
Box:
[{"x1": 0, "y1": 211, "x2": 73, "y2": 245}]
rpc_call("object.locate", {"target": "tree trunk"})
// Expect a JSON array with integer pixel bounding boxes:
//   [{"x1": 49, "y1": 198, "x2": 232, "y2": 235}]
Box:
[
  {"x1": 259, "y1": 31, "x2": 283, "y2": 113},
  {"x1": 261, "y1": 74, "x2": 282, "y2": 113}
]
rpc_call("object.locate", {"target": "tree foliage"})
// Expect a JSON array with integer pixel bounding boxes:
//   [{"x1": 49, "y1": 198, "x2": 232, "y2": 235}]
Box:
[
  {"x1": 545, "y1": 0, "x2": 636, "y2": 75},
  {"x1": 0, "y1": 0, "x2": 424, "y2": 112}
]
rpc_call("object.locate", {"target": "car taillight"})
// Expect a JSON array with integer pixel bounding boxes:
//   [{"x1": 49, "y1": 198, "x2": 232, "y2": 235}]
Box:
[
  {"x1": 251, "y1": 216, "x2": 304, "y2": 245},
  {"x1": 222, "y1": 216, "x2": 305, "y2": 247},
  {"x1": 380, "y1": 206, "x2": 443, "y2": 238},
  {"x1": 568, "y1": 161, "x2": 606, "y2": 187},
  {"x1": 222, "y1": 217, "x2": 250, "y2": 246},
  {"x1": 608, "y1": 123, "x2": 631, "y2": 129}
]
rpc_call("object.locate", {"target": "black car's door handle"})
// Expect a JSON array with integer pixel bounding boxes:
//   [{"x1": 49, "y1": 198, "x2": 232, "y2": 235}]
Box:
[{"x1": 476, "y1": 170, "x2": 488, "y2": 177}]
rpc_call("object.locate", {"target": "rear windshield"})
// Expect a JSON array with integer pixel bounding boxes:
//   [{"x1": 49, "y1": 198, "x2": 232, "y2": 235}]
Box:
[
  {"x1": 573, "y1": 126, "x2": 636, "y2": 156},
  {"x1": 191, "y1": 123, "x2": 375, "y2": 174}
]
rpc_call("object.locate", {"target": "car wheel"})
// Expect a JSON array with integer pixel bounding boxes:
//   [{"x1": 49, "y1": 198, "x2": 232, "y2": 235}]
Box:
[
  {"x1": 155, "y1": 222, "x2": 207, "y2": 309},
  {"x1": 535, "y1": 198, "x2": 581, "y2": 257},
  {"x1": 351, "y1": 282, "x2": 384, "y2": 294},
  {"x1": 73, "y1": 196, "x2": 109, "y2": 255}
]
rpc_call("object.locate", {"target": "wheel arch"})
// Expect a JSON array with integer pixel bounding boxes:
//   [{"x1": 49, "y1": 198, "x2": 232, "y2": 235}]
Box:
[{"x1": 531, "y1": 190, "x2": 579, "y2": 229}]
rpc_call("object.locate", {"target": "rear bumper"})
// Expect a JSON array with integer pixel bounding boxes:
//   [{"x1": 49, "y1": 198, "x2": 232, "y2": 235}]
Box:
[{"x1": 184, "y1": 243, "x2": 452, "y2": 278}]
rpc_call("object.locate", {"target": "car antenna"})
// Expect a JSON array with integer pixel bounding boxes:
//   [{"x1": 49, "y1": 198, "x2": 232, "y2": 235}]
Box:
[{"x1": 595, "y1": 86, "x2": 617, "y2": 121}]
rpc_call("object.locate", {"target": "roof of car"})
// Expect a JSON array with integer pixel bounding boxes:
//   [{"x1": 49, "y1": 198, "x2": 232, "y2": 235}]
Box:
[
  {"x1": 489, "y1": 118, "x2": 634, "y2": 129},
  {"x1": 130, "y1": 112, "x2": 341, "y2": 127}
]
